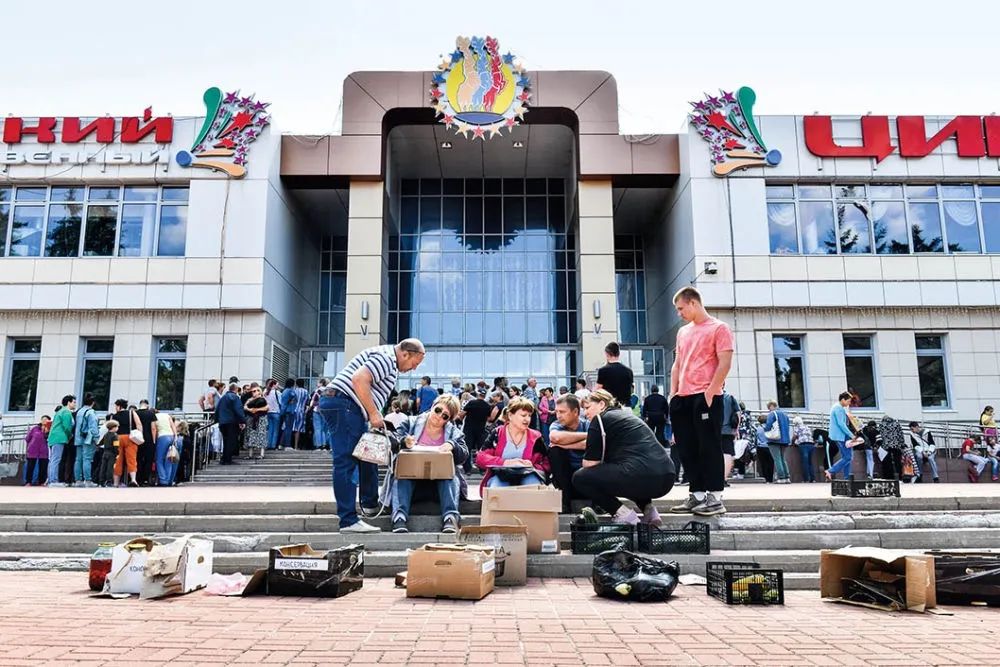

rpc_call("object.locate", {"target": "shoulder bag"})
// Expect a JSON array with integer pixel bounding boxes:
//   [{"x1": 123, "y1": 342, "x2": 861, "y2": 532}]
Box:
[
  {"x1": 353, "y1": 428, "x2": 391, "y2": 466},
  {"x1": 129, "y1": 410, "x2": 145, "y2": 445}
]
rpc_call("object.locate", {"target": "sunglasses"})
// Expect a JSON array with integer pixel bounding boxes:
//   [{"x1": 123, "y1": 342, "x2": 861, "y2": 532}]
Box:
[{"x1": 433, "y1": 406, "x2": 452, "y2": 422}]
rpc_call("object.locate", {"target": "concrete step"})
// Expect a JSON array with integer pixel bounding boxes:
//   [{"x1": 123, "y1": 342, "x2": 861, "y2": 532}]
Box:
[
  {"x1": 0, "y1": 549, "x2": 821, "y2": 588},
  {"x1": 3, "y1": 525, "x2": 997, "y2": 553},
  {"x1": 6, "y1": 495, "x2": 999, "y2": 516},
  {"x1": 3, "y1": 510, "x2": 1000, "y2": 534}
]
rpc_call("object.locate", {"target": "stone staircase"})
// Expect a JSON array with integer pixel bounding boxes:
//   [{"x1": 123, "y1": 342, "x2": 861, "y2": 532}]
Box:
[
  {"x1": 192, "y1": 448, "x2": 332, "y2": 486},
  {"x1": 2, "y1": 491, "x2": 998, "y2": 590}
]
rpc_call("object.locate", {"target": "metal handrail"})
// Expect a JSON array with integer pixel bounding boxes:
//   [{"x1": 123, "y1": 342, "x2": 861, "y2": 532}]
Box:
[{"x1": 751, "y1": 410, "x2": 982, "y2": 458}]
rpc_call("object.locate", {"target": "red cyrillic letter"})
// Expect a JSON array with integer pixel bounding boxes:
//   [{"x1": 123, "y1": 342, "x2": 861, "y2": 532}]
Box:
[
  {"x1": 120, "y1": 116, "x2": 173, "y2": 143},
  {"x1": 61, "y1": 117, "x2": 115, "y2": 143},
  {"x1": 2, "y1": 117, "x2": 57, "y2": 143},
  {"x1": 897, "y1": 116, "x2": 985, "y2": 158},
  {"x1": 803, "y1": 115, "x2": 894, "y2": 162}
]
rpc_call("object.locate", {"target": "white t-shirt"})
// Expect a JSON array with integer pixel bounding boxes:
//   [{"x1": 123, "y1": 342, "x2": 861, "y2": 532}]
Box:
[{"x1": 384, "y1": 411, "x2": 407, "y2": 431}]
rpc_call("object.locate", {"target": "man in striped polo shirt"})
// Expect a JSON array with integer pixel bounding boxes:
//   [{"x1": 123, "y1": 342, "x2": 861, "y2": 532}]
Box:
[{"x1": 324, "y1": 338, "x2": 426, "y2": 533}]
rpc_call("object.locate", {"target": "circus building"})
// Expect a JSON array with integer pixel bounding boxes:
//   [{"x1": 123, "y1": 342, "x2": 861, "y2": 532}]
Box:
[{"x1": 1, "y1": 37, "x2": 999, "y2": 423}]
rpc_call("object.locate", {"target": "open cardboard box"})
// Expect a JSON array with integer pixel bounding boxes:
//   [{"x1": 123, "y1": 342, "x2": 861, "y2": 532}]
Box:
[
  {"x1": 480, "y1": 485, "x2": 561, "y2": 554},
  {"x1": 459, "y1": 524, "x2": 528, "y2": 586},
  {"x1": 406, "y1": 543, "x2": 495, "y2": 600},
  {"x1": 820, "y1": 546, "x2": 937, "y2": 613}
]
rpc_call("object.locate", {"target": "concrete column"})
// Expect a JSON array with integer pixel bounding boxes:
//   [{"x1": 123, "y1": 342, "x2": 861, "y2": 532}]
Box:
[
  {"x1": 344, "y1": 181, "x2": 387, "y2": 359},
  {"x1": 577, "y1": 180, "x2": 619, "y2": 372}
]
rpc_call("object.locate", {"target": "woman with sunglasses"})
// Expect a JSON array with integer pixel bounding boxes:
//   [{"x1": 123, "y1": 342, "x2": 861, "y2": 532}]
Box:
[
  {"x1": 475, "y1": 396, "x2": 550, "y2": 490},
  {"x1": 390, "y1": 394, "x2": 468, "y2": 534}
]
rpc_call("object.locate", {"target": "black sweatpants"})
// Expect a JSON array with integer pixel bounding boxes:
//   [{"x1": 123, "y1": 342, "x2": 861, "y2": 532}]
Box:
[
  {"x1": 463, "y1": 428, "x2": 486, "y2": 473},
  {"x1": 25, "y1": 458, "x2": 48, "y2": 485},
  {"x1": 137, "y1": 442, "x2": 154, "y2": 485},
  {"x1": 60, "y1": 443, "x2": 76, "y2": 484},
  {"x1": 572, "y1": 464, "x2": 675, "y2": 515},
  {"x1": 549, "y1": 446, "x2": 586, "y2": 512},
  {"x1": 755, "y1": 445, "x2": 774, "y2": 482},
  {"x1": 645, "y1": 417, "x2": 666, "y2": 445},
  {"x1": 668, "y1": 444, "x2": 684, "y2": 481},
  {"x1": 220, "y1": 423, "x2": 240, "y2": 464},
  {"x1": 668, "y1": 393, "x2": 724, "y2": 494}
]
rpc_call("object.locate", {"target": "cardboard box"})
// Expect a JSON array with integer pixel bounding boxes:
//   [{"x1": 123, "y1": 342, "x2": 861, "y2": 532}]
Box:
[
  {"x1": 406, "y1": 543, "x2": 495, "y2": 600},
  {"x1": 820, "y1": 546, "x2": 937, "y2": 612},
  {"x1": 394, "y1": 450, "x2": 455, "y2": 480},
  {"x1": 267, "y1": 543, "x2": 364, "y2": 597},
  {"x1": 459, "y1": 524, "x2": 528, "y2": 586},
  {"x1": 140, "y1": 536, "x2": 214, "y2": 600},
  {"x1": 107, "y1": 537, "x2": 158, "y2": 595},
  {"x1": 481, "y1": 485, "x2": 561, "y2": 554}
]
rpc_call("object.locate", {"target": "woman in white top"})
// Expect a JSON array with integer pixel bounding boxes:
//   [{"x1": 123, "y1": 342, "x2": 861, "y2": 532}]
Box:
[
  {"x1": 264, "y1": 379, "x2": 281, "y2": 450},
  {"x1": 153, "y1": 410, "x2": 178, "y2": 486}
]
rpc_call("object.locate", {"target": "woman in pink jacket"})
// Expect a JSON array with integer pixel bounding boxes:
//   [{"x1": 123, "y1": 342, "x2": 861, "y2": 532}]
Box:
[
  {"x1": 24, "y1": 416, "x2": 52, "y2": 486},
  {"x1": 475, "y1": 397, "x2": 550, "y2": 490}
]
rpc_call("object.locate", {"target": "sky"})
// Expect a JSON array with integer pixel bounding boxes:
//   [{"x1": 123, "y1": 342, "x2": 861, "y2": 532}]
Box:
[{"x1": 4, "y1": 0, "x2": 998, "y2": 135}]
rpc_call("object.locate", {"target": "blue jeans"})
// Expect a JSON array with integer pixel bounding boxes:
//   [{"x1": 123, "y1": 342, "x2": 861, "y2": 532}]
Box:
[
  {"x1": 859, "y1": 449, "x2": 874, "y2": 477},
  {"x1": 486, "y1": 473, "x2": 545, "y2": 487},
  {"x1": 913, "y1": 452, "x2": 939, "y2": 479},
  {"x1": 155, "y1": 435, "x2": 177, "y2": 486},
  {"x1": 540, "y1": 420, "x2": 551, "y2": 446},
  {"x1": 798, "y1": 443, "x2": 816, "y2": 482},
  {"x1": 74, "y1": 441, "x2": 96, "y2": 482},
  {"x1": 769, "y1": 444, "x2": 790, "y2": 481},
  {"x1": 312, "y1": 411, "x2": 326, "y2": 448},
  {"x1": 47, "y1": 444, "x2": 64, "y2": 485},
  {"x1": 392, "y1": 477, "x2": 460, "y2": 523},
  {"x1": 323, "y1": 395, "x2": 379, "y2": 528},
  {"x1": 827, "y1": 440, "x2": 853, "y2": 479},
  {"x1": 266, "y1": 413, "x2": 280, "y2": 449},
  {"x1": 280, "y1": 411, "x2": 296, "y2": 447}
]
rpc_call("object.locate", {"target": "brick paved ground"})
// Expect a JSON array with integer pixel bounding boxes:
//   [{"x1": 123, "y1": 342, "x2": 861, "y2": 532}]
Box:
[{"x1": 0, "y1": 573, "x2": 996, "y2": 666}]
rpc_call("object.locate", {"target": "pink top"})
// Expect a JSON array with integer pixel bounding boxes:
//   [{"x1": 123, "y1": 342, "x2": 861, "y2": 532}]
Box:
[
  {"x1": 674, "y1": 316, "x2": 734, "y2": 396},
  {"x1": 417, "y1": 429, "x2": 446, "y2": 446}
]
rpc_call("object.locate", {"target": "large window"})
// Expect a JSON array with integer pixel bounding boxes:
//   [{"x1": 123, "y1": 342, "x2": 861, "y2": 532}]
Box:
[
  {"x1": 387, "y1": 178, "x2": 577, "y2": 347},
  {"x1": 0, "y1": 185, "x2": 188, "y2": 258},
  {"x1": 843, "y1": 335, "x2": 878, "y2": 408},
  {"x1": 615, "y1": 235, "x2": 647, "y2": 344},
  {"x1": 915, "y1": 335, "x2": 949, "y2": 408},
  {"x1": 153, "y1": 337, "x2": 187, "y2": 411},
  {"x1": 79, "y1": 338, "x2": 114, "y2": 412},
  {"x1": 773, "y1": 335, "x2": 806, "y2": 408},
  {"x1": 5, "y1": 338, "x2": 41, "y2": 412},
  {"x1": 766, "y1": 183, "x2": 1000, "y2": 255},
  {"x1": 318, "y1": 235, "x2": 347, "y2": 346}
]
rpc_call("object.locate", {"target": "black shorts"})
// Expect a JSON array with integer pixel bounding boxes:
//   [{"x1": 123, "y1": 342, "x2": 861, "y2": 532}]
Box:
[{"x1": 721, "y1": 435, "x2": 735, "y2": 456}]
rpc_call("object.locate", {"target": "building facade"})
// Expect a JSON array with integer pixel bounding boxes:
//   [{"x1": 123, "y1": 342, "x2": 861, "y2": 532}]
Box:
[{"x1": 1, "y1": 62, "x2": 998, "y2": 424}]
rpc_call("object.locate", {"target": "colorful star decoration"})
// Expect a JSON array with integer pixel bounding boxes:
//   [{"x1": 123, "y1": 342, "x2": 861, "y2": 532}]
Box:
[
  {"x1": 430, "y1": 35, "x2": 530, "y2": 141},
  {"x1": 192, "y1": 89, "x2": 271, "y2": 165},
  {"x1": 688, "y1": 86, "x2": 782, "y2": 177}
]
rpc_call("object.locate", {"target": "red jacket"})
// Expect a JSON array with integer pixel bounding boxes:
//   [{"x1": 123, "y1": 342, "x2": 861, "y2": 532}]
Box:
[{"x1": 475, "y1": 425, "x2": 550, "y2": 491}]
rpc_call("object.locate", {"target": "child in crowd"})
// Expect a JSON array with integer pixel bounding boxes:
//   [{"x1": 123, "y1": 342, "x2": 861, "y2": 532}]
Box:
[{"x1": 95, "y1": 419, "x2": 120, "y2": 487}]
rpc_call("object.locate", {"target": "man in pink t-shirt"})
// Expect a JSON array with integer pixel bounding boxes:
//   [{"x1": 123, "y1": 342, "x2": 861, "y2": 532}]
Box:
[{"x1": 667, "y1": 286, "x2": 734, "y2": 517}]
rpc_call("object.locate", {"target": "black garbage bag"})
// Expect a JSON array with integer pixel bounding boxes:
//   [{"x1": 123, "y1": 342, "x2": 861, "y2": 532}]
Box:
[{"x1": 592, "y1": 549, "x2": 679, "y2": 602}]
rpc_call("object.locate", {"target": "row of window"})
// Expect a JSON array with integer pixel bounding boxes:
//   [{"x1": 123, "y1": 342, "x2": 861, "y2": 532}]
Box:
[
  {"x1": 773, "y1": 333, "x2": 949, "y2": 409},
  {"x1": 616, "y1": 235, "x2": 647, "y2": 345},
  {"x1": 766, "y1": 183, "x2": 1000, "y2": 255},
  {"x1": 401, "y1": 178, "x2": 565, "y2": 197},
  {"x1": 5, "y1": 337, "x2": 187, "y2": 414},
  {"x1": 0, "y1": 186, "x2": 189, "y2": 258}
]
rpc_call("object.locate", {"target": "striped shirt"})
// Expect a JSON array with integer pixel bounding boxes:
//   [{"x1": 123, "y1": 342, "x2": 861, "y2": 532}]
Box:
[{"x1": 331, "y1": 345, "x2": 399, "y2": 414}]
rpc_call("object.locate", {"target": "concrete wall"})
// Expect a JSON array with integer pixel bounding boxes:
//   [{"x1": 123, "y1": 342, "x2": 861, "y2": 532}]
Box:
[{"x1": 576, "y1": 181, "x2": 618, "y2": 371}]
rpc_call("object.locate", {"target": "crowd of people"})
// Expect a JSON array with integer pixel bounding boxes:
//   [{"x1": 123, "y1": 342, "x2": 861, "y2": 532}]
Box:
[{"x1": 22, "y1": 394, "x2": 192, "y2": 488}]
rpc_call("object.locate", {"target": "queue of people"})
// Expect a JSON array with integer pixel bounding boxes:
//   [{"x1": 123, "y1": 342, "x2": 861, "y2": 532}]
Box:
[{"x1": 23, "y1": 393, "x2": 192, "y2": 488}]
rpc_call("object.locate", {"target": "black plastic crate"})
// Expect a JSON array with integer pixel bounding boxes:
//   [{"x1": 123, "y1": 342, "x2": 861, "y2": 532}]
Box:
[
  {"x1": 927, "y1": 551, "x2": 1000, "y2": 606},
  {"x1": 570, "y1": 522, "x2": 635, "y2": 555},
  {"x1": 831, "y1": 478, "x2": 900, "y2": 498},
  {"x1": 706, "y1": 561, "x2": 784, "y2": 605},
  {"x1": 637, "y1": 521, "x2": 711, "y2": 554}
]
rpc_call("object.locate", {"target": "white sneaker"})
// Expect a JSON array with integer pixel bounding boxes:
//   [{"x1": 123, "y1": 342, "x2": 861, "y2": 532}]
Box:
[
  {"x1": 340, "y1": 520, "x2": 381, "y2": 534},
  {"x1": 47, "y1": 482, "x2": 68, "y2": 488},
  {"x1": 83, "y1": 481, "x2": 99, "y2": 488}
]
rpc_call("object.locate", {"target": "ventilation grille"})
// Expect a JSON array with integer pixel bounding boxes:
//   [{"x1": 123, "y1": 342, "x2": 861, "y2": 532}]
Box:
[{"x1": 271, "y1": 344, "x2": 291, "y2": 384}]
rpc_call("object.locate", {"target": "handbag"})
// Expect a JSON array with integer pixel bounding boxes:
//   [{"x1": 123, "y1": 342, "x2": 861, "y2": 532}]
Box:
[
  {"x1": 166, "y1": 439, "x2": 180, "y2": 463},
  {"x1": 764, "y1": 422, "x2": 781, "y2": 441},
  {"x1": 128, "y1": 409, "x2": 145, "y2": 445},
  {"x1": 488, "y1": 465, "x2": 536, "y2": 483},
  {"x1": 353, "y1": 428, "x2": 391, "y2": 466}
]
